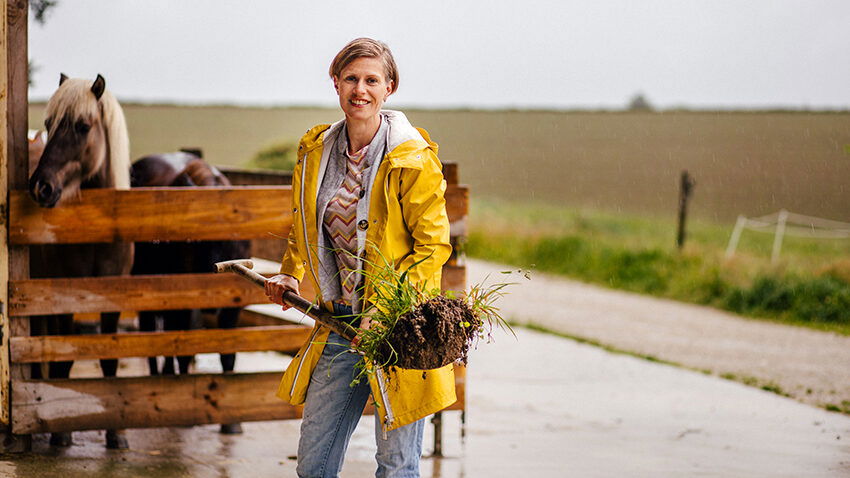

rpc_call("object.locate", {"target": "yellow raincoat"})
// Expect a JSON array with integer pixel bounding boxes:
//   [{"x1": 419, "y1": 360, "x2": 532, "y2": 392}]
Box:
[{"x1": 275, "y1": 110, "x2": 456, "y2": 432}]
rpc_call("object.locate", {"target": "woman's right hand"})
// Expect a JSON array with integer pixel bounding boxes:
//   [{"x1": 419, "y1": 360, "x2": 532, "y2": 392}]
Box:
[{"x1": 265, "y1": 274, "x2": 300, "y2": 310}]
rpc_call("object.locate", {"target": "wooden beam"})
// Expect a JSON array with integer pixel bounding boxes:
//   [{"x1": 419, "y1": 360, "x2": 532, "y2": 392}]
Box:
[
  {"x1": 9, "y1": 186, "x2": 291, "y2": 244},
  {"x1": 12, "y1": 366, "x2": 466, "y2": 434},
  {"x1": 9, "y1": 272, "x2": 278, "y2": 317},
  {"x1": 0, "y1": 0, "x2": 9, "y2": 427},
  {"x1": 440, "y1": 264, "x2": 466, "y2": 294},
  {"x1": 8, "y1": 185, "x2": 468, "y2": 245},
  {"x1": 4, "y1": 0, "x2": 29, "y2": 428},
  {"x1": 9, "y1": 325, "x2": 311, "y2": 363},
  {"x1": 10, "y1": 265, "x2": 463, "y2": 317},
  {"x1": 442, "y1": 162, "x2": 459, "y2": 185},
  {"x1": 11, "y1": 372, "x2": 299, "y2": 433}
]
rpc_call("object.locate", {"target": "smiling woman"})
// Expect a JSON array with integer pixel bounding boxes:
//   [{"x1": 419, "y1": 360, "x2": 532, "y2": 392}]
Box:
[{"x1": 263, "y1": 38, "x2": 454, "y2": 477}]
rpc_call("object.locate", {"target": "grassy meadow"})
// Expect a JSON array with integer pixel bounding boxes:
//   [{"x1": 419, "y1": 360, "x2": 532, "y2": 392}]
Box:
[{"x1": 28, "y1": 104, "x2": 850, "y2": 332}]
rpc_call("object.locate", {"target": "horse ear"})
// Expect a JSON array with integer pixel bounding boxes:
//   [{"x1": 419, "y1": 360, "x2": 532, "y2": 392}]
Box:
[
  {"x1": 91, "y1": 74, "x2": 106, "y2": 100},
  {"x1": 59, "y1": 73, "x2": 69, "y2": 85}
]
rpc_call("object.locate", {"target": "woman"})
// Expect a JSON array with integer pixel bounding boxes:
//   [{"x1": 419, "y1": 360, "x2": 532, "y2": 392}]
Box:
[{"x1": 265, "y1": 38, "x2": 456, "y2": 478}]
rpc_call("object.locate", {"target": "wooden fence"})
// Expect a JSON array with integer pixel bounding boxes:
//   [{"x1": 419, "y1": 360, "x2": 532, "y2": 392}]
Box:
[{"x1": 4, "y1": 168, "x2": 468, "y2": 435}]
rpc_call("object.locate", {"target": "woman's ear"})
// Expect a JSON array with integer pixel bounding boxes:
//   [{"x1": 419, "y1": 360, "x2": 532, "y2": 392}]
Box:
[{"x1": 333, "y1": 76, "x2": 339, "y2": 93}]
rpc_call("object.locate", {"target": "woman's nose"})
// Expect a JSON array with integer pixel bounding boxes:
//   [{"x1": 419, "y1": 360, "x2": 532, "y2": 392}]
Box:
[{"x1": 354, "y1": 80, "x2": 366, "y2": 94}]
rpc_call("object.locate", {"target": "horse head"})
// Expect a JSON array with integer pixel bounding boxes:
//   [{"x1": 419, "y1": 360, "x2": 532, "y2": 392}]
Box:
[{"x1": 29, "y1": 73, "x2": 130, "y2": 208}]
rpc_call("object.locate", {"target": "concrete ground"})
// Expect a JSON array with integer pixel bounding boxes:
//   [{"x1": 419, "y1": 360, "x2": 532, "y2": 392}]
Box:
[
  {"x1": 466, "y1": 258, "x2": 850, "y2": 410},
  {"x1": 2, "y1": 328, "x2": 849, "y2": 477}
]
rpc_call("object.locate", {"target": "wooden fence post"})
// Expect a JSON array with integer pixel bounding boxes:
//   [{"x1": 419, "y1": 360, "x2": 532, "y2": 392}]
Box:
[
  {"x1": 677, "y1": 170, "x2": 695, "y2": 249},
  {"x1": 3, "y1": 0, "x2": 32, "y2": 452}
]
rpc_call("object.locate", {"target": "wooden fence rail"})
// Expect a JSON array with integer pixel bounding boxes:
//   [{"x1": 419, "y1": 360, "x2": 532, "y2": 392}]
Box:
[
  {"x1": 12, "y1": 366, "x2": 466, "y2": 434},
  {"x1": 9, "y1": 185, "x2": 468, "y2": 245},
  {"x1": 10, "y1": 325, "x2": 311, "y2": 363},
  {"x1": 8, "y1": 265, "x2": 464, "y2": 317}
]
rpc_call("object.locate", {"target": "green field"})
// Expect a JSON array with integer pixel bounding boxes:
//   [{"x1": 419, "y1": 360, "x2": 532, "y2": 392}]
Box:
[
  {"x1": 29, "y1": 104, "x2": 850, "y2": 222},
  {"x1": 28, "y1": 104, "x2": 850, "y2": 332},
  {"x1": 468, "y1": 196, "x2": 850, "y2": 334}
]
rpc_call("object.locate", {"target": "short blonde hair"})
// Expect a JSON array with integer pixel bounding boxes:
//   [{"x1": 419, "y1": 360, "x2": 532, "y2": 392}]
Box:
[{"x1": 329, "y1": 38, "x2": 399, "y2": 94}]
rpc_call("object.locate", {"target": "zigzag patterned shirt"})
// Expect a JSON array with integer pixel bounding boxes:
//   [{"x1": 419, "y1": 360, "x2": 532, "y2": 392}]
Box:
[{"x1": 323, "y1": 144, "x2": 369, "y2": 305}]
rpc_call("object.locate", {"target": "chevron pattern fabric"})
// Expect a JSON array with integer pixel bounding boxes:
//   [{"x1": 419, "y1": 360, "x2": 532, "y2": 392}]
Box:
[{"x1": 323, "y1": 145, "x2": 369, "y2": 305}]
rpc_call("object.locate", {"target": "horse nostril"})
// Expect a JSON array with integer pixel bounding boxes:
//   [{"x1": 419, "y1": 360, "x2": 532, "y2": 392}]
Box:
[{"x1": 37, "y1": 181, "x2": 54, "y2": 199}]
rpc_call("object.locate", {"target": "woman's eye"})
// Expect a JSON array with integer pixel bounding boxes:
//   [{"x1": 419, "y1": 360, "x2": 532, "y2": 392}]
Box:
[
  {"x1": 367, "y1": 78, "x2": 378, "y2": 84},
  {"x1": 345, "y1": 76, "x2": 356, "y2": 82}
]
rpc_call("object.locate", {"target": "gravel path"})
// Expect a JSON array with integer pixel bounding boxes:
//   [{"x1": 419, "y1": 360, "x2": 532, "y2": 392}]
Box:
[{"x1": 467, "y1": 258, "x2": 850, "y2": 411}]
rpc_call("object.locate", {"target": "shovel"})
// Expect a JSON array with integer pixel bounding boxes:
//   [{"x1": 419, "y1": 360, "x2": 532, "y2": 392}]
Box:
[{"x1": 214, "y1": 259, "x2": 358, "y2": 341}]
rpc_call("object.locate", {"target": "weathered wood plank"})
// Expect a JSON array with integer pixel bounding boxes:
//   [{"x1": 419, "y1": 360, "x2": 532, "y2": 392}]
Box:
[
  {"x1": 9, "y1": 187, "x2": 291, "y2": 244},
  {"x1": 11, "y1": 372, "x2": 297, "y2": 433},
  {"x1": 9, "y1": 185, "x2": 468, "y2": 245},
  {"x1": 9, "y1": 273, "x2": 272, "y2": 317},
  {"x1": 12, "y1": 365, "x2": 466, "y2": 433},
  {"x1": 4, "y1": 0, "x2": 30, "y2": 426},
  {"x1": 10, "y1": 325, "x2": 311, "y2": 363},
  {"x1": 10, "y1": 265, "x2": 463, "y2": 317},
  {"x1": 441, "y1": 264, "x2": 466, "y2": 294}
]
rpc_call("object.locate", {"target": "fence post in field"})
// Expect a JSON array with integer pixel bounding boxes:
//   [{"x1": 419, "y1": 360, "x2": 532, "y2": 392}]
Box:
[
  {"x1": 771, "y1": 209, "x2": 789, "y2": 264},
  {"x1": 725, "y1": 215, "x2": 747, "y2": 259},
  {"x1": 677, "y1": 170, "x2": 696, "y2": 249}
]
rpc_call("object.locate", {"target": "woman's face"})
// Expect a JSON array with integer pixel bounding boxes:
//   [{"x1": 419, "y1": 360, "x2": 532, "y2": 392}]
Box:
[{"x1": 334, "y1": 57, "x2": 393, "y2": 123}]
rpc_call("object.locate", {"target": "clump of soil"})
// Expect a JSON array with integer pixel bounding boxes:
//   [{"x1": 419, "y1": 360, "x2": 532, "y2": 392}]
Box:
[{"x1": 378, "y1": 295, "x2": 482, "y2": 370}]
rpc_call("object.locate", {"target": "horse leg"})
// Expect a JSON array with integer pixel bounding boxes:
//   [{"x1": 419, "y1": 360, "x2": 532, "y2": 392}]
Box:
[
  {"x1": 162, "y1": 310, "x2": 193, "y2": 375},
  {"x1": 218, "y1": 307, "x2": 243, "y2": 434},
  {"x1": 218, "y1": 307, "x2": 239, "y2": 372},
  {"x1": 138, "y1": 311, "x2": 160, "y2": 375},
  {"x1": 176, "y1": 310, "x2": 194, "y2": 375},
  {"x1": 47, "y1": 314, "x2": 74, "y2": 447},
  {"x1": 100, "y1": 312, "x2": 128, "y2": 450}
]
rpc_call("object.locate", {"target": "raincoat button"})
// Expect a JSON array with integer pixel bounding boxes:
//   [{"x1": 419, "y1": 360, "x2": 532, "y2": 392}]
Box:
[
  {"x1": 293, "y1": 207, "x2": 298, "y2": 213},
  {"x1": 302, "y1": 260, "x2": 307, "y2": 265},
  {"x1": 358, "y1": 220, "x2": 369, "y2": 231},
  {"x1": 359, "y1": 189, "x2": 365, "y2": 199}
]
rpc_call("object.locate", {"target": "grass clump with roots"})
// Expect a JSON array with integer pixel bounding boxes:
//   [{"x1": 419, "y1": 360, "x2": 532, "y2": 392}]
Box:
[{"x1": 348, "y1": 249, "x2": 517, "y2": 386}]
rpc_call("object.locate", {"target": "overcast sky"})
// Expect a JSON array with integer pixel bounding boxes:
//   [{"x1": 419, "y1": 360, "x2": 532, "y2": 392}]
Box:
[{"x1": 26, "y1": 0, "x2": 850, "y2": 110}]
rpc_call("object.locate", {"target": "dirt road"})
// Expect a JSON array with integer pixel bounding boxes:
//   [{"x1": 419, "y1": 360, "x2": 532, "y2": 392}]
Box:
[{"x1": 467, "y1": 258, "x2": 850, "y2": 411}]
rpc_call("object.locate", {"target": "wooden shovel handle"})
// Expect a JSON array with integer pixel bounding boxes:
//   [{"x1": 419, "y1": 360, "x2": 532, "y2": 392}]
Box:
[{"x1": 229, "y1": 263, "x2": 358, "y2": 341}]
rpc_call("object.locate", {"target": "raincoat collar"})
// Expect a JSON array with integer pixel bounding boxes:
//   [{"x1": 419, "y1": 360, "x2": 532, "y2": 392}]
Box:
[{"x1": 300, "y1": 110, "x2": 438, "y2": 163}]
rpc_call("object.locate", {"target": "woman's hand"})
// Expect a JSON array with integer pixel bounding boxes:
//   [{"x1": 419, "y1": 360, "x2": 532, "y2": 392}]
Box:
[
  {"x1": 351, "y1": 316, "x2": 372, "y2": 349},
  {"x1": 265, "y1": 274, "x2": 300, "y2": 310}
]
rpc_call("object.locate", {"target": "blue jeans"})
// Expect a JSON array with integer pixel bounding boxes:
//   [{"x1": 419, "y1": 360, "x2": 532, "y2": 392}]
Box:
[{"x1": 296, "y1": 304, "x2": 425, "y2": 478}]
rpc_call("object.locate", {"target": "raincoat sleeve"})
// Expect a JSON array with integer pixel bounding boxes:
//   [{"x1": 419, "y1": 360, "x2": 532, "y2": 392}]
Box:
[
  {"x1": 396, "y1": 151, "x2": 452, "y2": 288},
  {"x1": 279, "y1": 212, "x2": 306, "y2": 281}
]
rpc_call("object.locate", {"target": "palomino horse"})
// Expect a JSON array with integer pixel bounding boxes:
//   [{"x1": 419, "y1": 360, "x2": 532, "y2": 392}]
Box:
[
  {"x1": 131, "y1": 151, "x2": 249, "y2": 434},
  {"x1": 28, "y1": 74, "x2": 133, "y2": 449}
]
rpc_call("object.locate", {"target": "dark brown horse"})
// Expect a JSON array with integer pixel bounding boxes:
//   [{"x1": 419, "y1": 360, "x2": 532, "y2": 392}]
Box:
[
  {"x1": 28, "y1": 74, "x2": 133, "y2": 449},
  {"x1": 131, "y1": 152, "x2": 249, "y2": 434}
]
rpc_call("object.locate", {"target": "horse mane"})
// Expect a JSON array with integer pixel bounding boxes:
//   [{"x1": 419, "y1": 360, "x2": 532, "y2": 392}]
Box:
[{"x1": 45, "y1": 78, "x2": 131, "y2": 190}]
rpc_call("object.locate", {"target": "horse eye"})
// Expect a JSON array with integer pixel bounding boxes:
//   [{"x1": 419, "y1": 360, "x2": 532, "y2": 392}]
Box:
[{"x1": 75, "y1": 121, "x2": 90, "y2": 135}]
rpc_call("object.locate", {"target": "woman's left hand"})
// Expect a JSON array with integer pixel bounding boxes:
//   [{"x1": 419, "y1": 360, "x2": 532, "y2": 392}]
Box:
[{"x1": 351, "y1": 317, "x2": 372, "y2": 349}]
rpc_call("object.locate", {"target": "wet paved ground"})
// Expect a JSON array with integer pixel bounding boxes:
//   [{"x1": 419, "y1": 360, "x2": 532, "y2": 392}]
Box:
[
  {"x1": 2, "y1": 327, "x2": 849, "y2": 477},
  {"x1": 467, "y1": 259, "x2": 850, "y2": 410}
]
